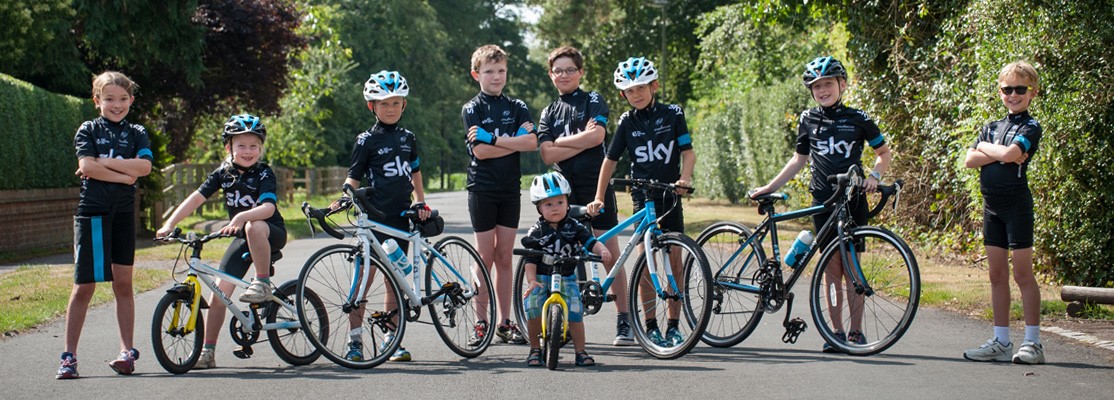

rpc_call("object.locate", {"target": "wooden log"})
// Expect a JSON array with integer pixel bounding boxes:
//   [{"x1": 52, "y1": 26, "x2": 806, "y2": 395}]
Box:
[{"x1": 1061, "y1": 286, "x2": 1114, "y2": 304}]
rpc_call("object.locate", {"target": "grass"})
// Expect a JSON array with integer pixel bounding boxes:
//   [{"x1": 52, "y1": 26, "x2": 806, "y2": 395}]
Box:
[{"x1": 0, "y1": 266, "x2": 167, "y2": 333}]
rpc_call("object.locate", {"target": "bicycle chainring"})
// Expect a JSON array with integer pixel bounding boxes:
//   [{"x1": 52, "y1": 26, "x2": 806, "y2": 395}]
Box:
[{"x1": 229, "y1": 311, "x2": 260, "y2": 346}]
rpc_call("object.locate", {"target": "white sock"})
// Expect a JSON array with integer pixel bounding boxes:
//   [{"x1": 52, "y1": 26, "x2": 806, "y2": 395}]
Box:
[
  {"x1": 1024, "y1": 325, "x2": 1040, "y2": 344},
  {"x1": 349, "y1": 327, "x2": 364, "y2": 342},
  {"x1": 993, "y1": 326, "x2": 1011, "y2": 345}
]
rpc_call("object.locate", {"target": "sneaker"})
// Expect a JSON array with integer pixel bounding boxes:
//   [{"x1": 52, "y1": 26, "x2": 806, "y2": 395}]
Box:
[
  {"x1": 194, "y1": 348, "x2": 216, "y2": 369},
  {"x1": 963, "y1": 338, "x2": 1013, "y2": 362},
  {"x1": 389, "y1": 348, "x2": 412, "y2": 362},
  {"x1": 108, "y1": 348, "x2": 139, "y2": 375},
  {"x1": 468, "y1": 321, "x2": 489, "y2": 347},
  {"x1": 496, "y1": 322, "x2": 528, "y2": 345},
  {"x1": 56, "y1": 352, "x2": 78, "y2": 379},
  {"x1": 613, "y1": 318, "x2": 635, "y2": 346},
  {"x1": 1012, "y1": 341, "x2": 1045, "y2": 365},
  {"x1": 847, "y1": 330, "x2": 867, "y2": 345},
  {"x1": 665, "y1": 327, "x2": 684, "y2": 347},
  {"x1": 238, "y1": 279, "x2": 275, "y2": 303},
  {"x1": 345, "y1": 340, "x2": 364, "y2": 362},
  {"x1": 646, "y1": 327, "x2": 667, "y2": 347},
  {"x1": 822, "y1": 331, "x2": 847, "y2": 353}
]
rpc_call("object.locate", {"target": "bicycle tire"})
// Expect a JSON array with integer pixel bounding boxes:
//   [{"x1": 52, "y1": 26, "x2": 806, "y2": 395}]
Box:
[
  {"x1": 296, "y1": 243, "x2": 404, "y2": 369},
  {"x1": 695, "y1": 221, "x2": 767, "y2": 348},
  {"x1": 427, "y1": 236, "x2": 495, "y2": 358},
  {"x1": 809, "y1": 226, "x2": 919, "y2": 356},
  {"x1": 267, "y1": 280, "x2": 324, "y2": 365},
  {"x1": 151, "y1": 289, "x2": 204, "y2": 374},
  {"x1": 546, "y1": 303, "x2": 564, "y2": 370},
  {"x1": 512, "y1": 256, "x2": 533, "y2": 342},
  {"x1": 628, "y1": 232, "x2": 713, "y2": 359}
]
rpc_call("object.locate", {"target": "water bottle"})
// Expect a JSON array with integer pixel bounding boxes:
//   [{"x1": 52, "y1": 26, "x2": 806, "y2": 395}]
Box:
[
  {"x1": 783, "y1": 230, "x2": 813, "y2": 269},
  {"x1": 382, "y1": 239, "x2": 412, "y2": 276}
]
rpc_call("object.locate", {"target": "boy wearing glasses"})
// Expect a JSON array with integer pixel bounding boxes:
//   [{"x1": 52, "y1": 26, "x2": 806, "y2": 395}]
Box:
[
  {"x1": 963, "y1": 61, "x2": 1044, "y2": 364},
  {"x1": 537, "y1": 46, "x2": 633, "y2": 346}
]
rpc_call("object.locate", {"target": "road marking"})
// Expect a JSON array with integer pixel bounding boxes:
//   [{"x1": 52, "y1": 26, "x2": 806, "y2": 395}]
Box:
[{"x1": 1042, "y1": 326, "x2": 1114, "y2": 353}]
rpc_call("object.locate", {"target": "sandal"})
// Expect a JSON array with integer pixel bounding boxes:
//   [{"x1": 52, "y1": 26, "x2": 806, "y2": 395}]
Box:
[
  {"x1": 526, "y1": 348, "x2": 543, "y2": 367},
  {"x1": 575, "y1": 351, "x2": 595, "y2": 367}
]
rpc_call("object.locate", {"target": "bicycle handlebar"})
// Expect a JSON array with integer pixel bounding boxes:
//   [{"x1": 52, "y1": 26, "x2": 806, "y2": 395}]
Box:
[
  {"x1": 155, "y1": 227, "x2": 232, "y2": 245},
  {"x1": 302, "y1": 184, "x2": 442, "y2": 240},
  {"x1": 611, "y1": 178, "x2": 695, "y2": 195},
  {"x1": 513, "y1": 248, "x2": 604, "y2": 265},
  {"x1": 302, "y1": 202, "x2": 347, "y2": 240}
]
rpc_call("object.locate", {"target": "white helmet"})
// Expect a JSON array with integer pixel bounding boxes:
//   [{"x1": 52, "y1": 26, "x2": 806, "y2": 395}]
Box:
[
  {"x1": 530, "y1": 172, "x2": 572, "y2": 204},
  {"x1": 613, "y1": 57, "x2": 658, "y2": 90},
  {"x1": 363, "y1": 70, "x2": 409, "y2": 101}
]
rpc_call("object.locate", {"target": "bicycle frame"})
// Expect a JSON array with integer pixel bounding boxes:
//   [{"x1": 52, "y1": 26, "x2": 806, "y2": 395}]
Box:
[
  {"x1": 172, "y1": 254, "x2": 299, "y2": 335},
  {"x1": 585, "y1": 197, "x2": 686, "y2": 303}
]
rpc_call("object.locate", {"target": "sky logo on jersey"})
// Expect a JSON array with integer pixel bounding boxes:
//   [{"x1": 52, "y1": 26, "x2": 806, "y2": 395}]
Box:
[
  {"x1": 482, "y1": 117, "x2": 494, "y2": 124},
  {"x1": 816, "y1": 137, "x2": 854, "y2": 158},
  {"x1": 635, "y1": 139, "x2": 674, "y2": 164},
  {"x1": 226, "y1": 190, "x2": 255, "y2": 208},
  {"x1": 383, "y1": 156, "x2": 411, "y2": 177}
]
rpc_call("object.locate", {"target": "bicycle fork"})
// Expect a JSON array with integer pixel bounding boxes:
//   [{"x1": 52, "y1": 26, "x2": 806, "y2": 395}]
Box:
[{"x1": 541, "y1": 277, "x2": 570, "y2": 342}]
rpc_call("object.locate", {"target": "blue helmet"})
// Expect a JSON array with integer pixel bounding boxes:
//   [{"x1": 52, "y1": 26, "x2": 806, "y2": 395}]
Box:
[
  {"x1": 802, "y1": 56, "x2": 847, "y2": 87},
  {"x1": 364, "y1": 70, "x2": 409, "y2": 101},
  {"x1": 613, "y1": 57, "x2": 659, "y2": 90},
  {"x1": 222, "y1": 113, "x2": 266, "y2": 144},
  {"x1": 530, "y1": 172, "x2": 572, "y2": 204}
]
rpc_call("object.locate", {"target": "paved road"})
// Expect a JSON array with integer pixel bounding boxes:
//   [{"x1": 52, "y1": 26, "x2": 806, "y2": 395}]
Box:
[{"x1": 3, "y1": 190, "x2": 1113, "y2": 399}]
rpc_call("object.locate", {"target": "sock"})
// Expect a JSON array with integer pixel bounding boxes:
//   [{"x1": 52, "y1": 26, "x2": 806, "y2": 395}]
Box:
[
  {"x1": 256, "y1": 275, "x2": 271, "y2": 283},
  {"x1": 993, "y1": 326, "x2": 1010, "y2": 345},
  {"x1": 1024, "y1": 325, "x2": 1040, "y2": 344},
  {"x1": 667, "y1": 318, "x2": 680, "y2": 330},
  {"x1": 349, "y1": 327, "x2": 364, "y2": 342},
  {"x1": 645, "y1": 318, "x2": 659, "y2": 331},
  {"x1": 203, "y1": 342, "x2": 216, "y2": 350}
]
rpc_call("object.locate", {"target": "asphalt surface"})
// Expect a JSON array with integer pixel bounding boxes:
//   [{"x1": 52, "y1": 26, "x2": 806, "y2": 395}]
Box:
[{"x1": 2, "y1": 190, "x2": 1113, "y2": 399}]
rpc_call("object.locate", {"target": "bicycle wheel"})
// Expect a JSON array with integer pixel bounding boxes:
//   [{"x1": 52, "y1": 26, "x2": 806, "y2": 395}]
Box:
[
  {"x1": 809, "y1": 226, "x2": 919, "y2": 356},
  {"x1": 266, "y1": 280, "x2": 324, "y2": 365},
  {"x1": 545, "y1": 303, "x2": 564, "y2": 370},
  {"x1": 151, "y1": 288, "x2": 203, "y2": 374},
  {"x1": 695, "y1": 221, "x2": 767, "y2": 347},
  {"x1": 427, "y1": 236, "x2": 495, "y2": 358},
  {"x1": 628, "y1": 232, "x2": 713, "y2": 359},
  {"x1": 511, "y1": 256, "x2": 533, "y2": 342},
  {"x1": 297, "y1": 243, "x2": 405, "y2": 369}
]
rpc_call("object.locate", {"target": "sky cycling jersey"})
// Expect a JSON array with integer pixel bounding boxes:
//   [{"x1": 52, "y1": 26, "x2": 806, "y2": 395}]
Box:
[
  {"x1": 196, "y1": 162, "x2": 285, "y2": 228},
  {"x1": 537, "y1": 88, "x2": 610, "y2": 189},
  {"x1": 607, "y1": 101, "x2": 693, "y2": 183},
  {"x1": 74, "y1": 117, "x2": 154, "y2": 215},
  {"x1": 972, "y1": 110, "x2": 1041, "y2": 198},
  {"x1": 521, "y1": 216, "x2": 599, "y2": 276},
  {"x1": 348, "y1": 122, "x2": 421, "y2": 214},
  {"x1": 796, "y1": 103, "x2": 886, "y2": 200},
  {"x1": 462, "y1": 92, "x2": 534, "y2": 193}
]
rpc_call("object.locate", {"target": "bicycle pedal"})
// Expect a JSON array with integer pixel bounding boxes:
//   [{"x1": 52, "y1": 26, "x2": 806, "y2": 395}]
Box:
[
  {"x1": 233, "y1": 345, "x2": 253, "y2": 359},
  {"x1": 604, "y1": 294, "x2": 615, "y2": 302}
]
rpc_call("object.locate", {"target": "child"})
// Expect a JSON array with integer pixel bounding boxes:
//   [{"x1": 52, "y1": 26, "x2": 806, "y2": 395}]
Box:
[
  {"x1": 156, "y1": 113, "x2": 286, "y2": 369},
  {"x1": 340, "y1": 70, "x2": 430, "y2": 362},
  {"x1": 587, "y1": 56, "x2": 695, "y2": 347},
  {"x1": 59, "y1": 71, "x2": 153, "y2": 379},
  {"x1": 462, "y1": 44, "x2": 538, "y2": 345},
  {"x1": 522, "y1": 172, "x2": 613, "y2": 366},
  {"x1": 537, "y1": 46, "x2": 633, "y2": 346},
  {"x1": 749, "y1": 56, "x2": 892, "y2": 352},
  {"x1": 962, "y1": 61, "x2": 1044, "y2": 364}
]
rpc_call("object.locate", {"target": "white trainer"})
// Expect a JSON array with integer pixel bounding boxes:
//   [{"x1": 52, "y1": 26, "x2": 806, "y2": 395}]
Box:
[
  {"x1": 1012, "y1": 341, "x2": 1045, "y2": 365},
  {"x1": 963, "y1": 338, "x2": 1013, "y2": 362},
  {"x1": 195, "y1": 348, "x2": 215, "y2": 369},
  {"x1": 238, "y1": 279, "x2": 275, "y2": 303}
]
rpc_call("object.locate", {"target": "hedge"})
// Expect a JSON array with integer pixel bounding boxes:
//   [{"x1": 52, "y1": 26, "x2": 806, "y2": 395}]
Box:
[{"x1": 0, "y1": 73, "x2": 97, "y2": 190}]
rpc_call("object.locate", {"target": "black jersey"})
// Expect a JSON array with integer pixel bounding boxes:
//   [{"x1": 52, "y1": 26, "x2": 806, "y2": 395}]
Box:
[
  {"x1": 607, "y1": 101, "x2": 693, "y2": 183},
  {"x1": 537, "y1": 88, "x2": 610, "y2": 189},
  {"x1": 461, "y1": 92, "x2": 534, "y2": 193},
  {"x1": 196, "y1": 162, "x2": 285, "y2": 228},
  {"x1": 972, "y1": 111, "x2": 1041, "y2": 197},
  {"x1": 347, "y1": 123, "x2": 421, "y2": 214},
  {"x1": 73, "y1": 117, "x2": 154, "y2": 215},
  {"x1": 521, "y1": 216, "x2": 599, "y2": 276},
  {"x1": 795, "y1": 104, "x2": 886, "y2": 200}
]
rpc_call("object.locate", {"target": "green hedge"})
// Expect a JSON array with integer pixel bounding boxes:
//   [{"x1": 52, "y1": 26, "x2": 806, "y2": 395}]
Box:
[{"x1": 0, "y1": 73, "x2": 97, "y2": 190}]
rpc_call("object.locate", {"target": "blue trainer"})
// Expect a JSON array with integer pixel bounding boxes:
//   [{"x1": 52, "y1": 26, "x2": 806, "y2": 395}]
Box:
[
  {"x1": 56, "y1": 352, "x2": 78, "y2": 379},
  {"x1": 345, "y1": 340, "x2": 364, "y2": 361}
]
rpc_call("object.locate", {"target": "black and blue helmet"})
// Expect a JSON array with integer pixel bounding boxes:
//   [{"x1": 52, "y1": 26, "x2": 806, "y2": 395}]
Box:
[
  {"x1": 802, "y1": 56, "x2": 847, "y2": 87},
  {"x1": 222, "y1": 113, "x2": 266, "y2": 144},
  {"x1": 364, "y1": 70, "x2": 409, "y2": 101}
]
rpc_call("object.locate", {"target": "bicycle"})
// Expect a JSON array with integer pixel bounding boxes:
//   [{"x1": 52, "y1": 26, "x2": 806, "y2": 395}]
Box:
[
  {"x1": 512, "y1": 178, "x2": 714, "y2": 359},
  {"x1": 513, "y1": 247, "x2": 603, "y2": 369},
  {"x1": 298, "y1": 184, "x2": 494, "y2": 369},
  {"x1": 151, "y1": 229, "x2": 325, "y2": 374},
  {"x1": 696, "y1": 165, "x2": 918, "y2": 355}
]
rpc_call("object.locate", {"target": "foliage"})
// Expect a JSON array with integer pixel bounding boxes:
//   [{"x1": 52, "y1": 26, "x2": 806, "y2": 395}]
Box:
[
  {"x1": 0, "y1": 74, "x2": 96, "y2": 190},
  {"x1": 0, "y1": 0, "x2": 89, "y2": 95}
]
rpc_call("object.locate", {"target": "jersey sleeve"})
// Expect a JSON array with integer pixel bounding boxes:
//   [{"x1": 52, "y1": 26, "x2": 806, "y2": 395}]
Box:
[
  {"x1": 514, "y1": 99, "x2": 535, "y2": 137},
  {"x1": 1014, "y1": 120, "x2": 1042, "y2": 154},
  {"x1": 257, "y1": 166, "x2": 279, "y2": 205},
  {"x1": 671, "y1": 104, "x2": 693, "y2": 151},
  {"x1": 971, "y1": 124, "x2": 993, "y2": 149},
  {"x1": 606, "y1": 114, "x2": 629, "y2": 161},
  {"x1": 347, "y1": 133, "x2": 371, "y2": 182},
  {"x1": 522, "y1": 223, "x2": 545, "y2": 265},
  {"x1": 408, "y1": 132, "x2": 421, "y2": 174},
  {"x1": 573, "y1": 220, "x2": 598, "y2": 252},
  {"x1": 131, "y1": 124, "x2": 155, "y2": 160},
  {"x1": 196, "y1": 167, "x2": 224, "y2": 199},
  {"x1": 74, "y1": 121, "x2": 98, "y2": 160},
  {"x1": 461, "y1": 102, "x2": 482, "y2": 155},
  {"x1": 537, "y1": 104, "x2": 556, "y2": 144},
  {"x1": 856, "y1": 111, "x2": 886, "y2": 149},
  {"x1": 796, "y1": 111, "x2": 811, "y2": 155},
  {"x1": 587, "y1": 91, "x2": 610, "y2": 127}
]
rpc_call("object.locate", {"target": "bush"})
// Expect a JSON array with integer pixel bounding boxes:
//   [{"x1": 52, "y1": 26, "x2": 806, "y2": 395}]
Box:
[{"x1": 0, "y1": 73, "x2": 96, "y2": 190}]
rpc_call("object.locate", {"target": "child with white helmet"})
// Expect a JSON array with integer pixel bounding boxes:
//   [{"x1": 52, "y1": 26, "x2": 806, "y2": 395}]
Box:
[{"x1": 522, "y1": 172, "x2": 613, "y2": 366}]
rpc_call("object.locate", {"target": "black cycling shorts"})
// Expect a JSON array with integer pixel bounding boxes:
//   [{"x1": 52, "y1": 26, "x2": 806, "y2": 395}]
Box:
[
  {"x1": 569, "y1": 184, "x2": 618, "y2": 230},
  {"x1": 219, "y1": 222, "x2": 288, "y2": 279},
  {"x1": 73, "y1": 213, "x2": 136, "y2": 284},
  {"x1": 468, "y1": 191, "x2": 521, "y2": 232},
  {"x1": 983, "y1": 194, "x2": 1034, "y2": 250},
  {"x1": 811, "y1": 193, "x2": 868, "y2": 252},
  {"x1": 631, "y1": 189, "x2": 685, "y2": 234}
]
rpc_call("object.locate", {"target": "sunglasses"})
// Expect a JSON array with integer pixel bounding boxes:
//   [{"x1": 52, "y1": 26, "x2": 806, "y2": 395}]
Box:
[
  {"x1": 999, "y1": 85, "x2": 1032, "y2": 95},
  {"x1": 550, "y1": 67, "x2": 580, "y2": 76}
]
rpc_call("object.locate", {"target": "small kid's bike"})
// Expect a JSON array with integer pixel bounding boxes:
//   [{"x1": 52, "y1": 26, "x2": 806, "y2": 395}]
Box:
[
  {"x1": 152, "y1": 229, "x2": 325, "y2": 374},
  {"x1": 696, "y1": 165, "x2": 918, "y2": 355},
  {"x1": 512, "y1": 247, "x2": 603, "y2": 370}
]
